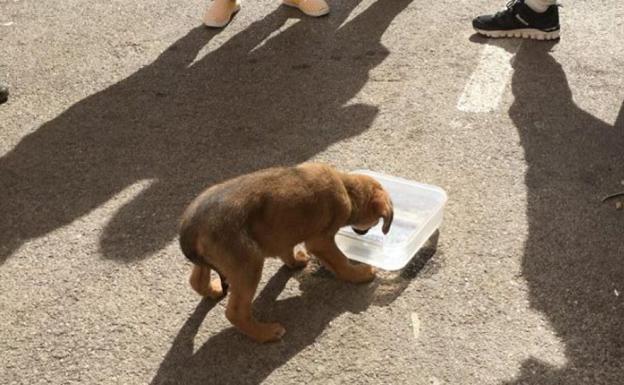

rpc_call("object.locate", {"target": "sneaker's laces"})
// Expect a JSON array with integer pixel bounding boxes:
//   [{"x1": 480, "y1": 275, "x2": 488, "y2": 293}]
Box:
[
  {"x1": 494, "y1": 0, "x2": 521, "y2": 17},
  {"x1": 505, "y1": 0, "x2": 520, "y2": 9}
]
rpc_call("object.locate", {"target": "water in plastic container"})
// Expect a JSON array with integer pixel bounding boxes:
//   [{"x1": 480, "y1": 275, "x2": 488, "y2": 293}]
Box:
[{"x1": 335, "y1": 170, "x2": 447, "y2": 271}]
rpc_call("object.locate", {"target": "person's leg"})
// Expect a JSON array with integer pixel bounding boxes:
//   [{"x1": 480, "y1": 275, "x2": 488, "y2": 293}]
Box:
[
  {"x1": 282, "y1": 0, "x2": 330, "y2": 17},
  {"x1": 525, "y1": 0, "x2": 557, "y2": 13},
  {"x1": 472, "y1": 0, "x2": 560, "y2": 40},
  {"x1": 203, "y1": 0, "x2": 330, "y2": 28},
  {"x1": 203, "y1": 0, "x2": 241, "y2": 28}
]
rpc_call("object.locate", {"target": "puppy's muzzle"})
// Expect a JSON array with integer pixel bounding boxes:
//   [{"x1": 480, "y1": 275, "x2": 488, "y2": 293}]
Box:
[{"x1": 352, "y1": 227, "x2": 370, "y2": 235}]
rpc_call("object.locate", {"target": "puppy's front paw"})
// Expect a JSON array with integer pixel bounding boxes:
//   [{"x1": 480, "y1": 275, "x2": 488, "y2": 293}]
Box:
[{"x1": 348, "y1": 264, "x2": 376, "y2": 284}]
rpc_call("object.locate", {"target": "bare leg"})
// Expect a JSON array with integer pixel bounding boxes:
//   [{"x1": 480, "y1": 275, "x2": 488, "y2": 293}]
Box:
[
  {"x1": 282, "y1": 0, "x2": 329, "y2": 18},
  {"x1": 203, "y1": 0, "x2": 241, "y2": 28}
]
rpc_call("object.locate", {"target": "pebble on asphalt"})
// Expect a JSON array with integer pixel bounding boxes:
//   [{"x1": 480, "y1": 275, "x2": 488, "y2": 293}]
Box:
[{"x1": 0, "y1": 84, "x2": 8, "y2": 105}]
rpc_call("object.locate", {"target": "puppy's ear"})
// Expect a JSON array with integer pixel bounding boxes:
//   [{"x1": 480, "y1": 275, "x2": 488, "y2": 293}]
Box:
[{"x1": 372, "y1": 189, "x2": 394, "y2": 234}]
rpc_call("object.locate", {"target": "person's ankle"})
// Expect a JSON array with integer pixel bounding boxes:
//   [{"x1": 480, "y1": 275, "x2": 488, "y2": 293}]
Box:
[{"x1": 525, "y1": 0, "x2": 551, "y2": 13}]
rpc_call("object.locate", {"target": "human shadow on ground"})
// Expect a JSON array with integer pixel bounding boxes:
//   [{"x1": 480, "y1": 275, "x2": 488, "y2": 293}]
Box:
[
  {"x1": 150, "y1": 236, "x2": 438, "y2": 385},
  {"x1": 0, "y1": 0, "x2": 412, "y2": 263},
  {"x1": 472, "y1": 36, "x2": 624, "y2": 384}
]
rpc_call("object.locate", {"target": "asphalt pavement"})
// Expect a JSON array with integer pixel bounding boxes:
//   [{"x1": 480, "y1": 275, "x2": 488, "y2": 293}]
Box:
[{"x1": 1, "y1": 0, "x2": 623, "y2": 384}]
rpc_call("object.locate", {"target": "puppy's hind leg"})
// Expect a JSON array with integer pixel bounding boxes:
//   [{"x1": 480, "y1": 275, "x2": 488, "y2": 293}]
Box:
[
  {"x1": 225, "y1": 256, "x2": 286, "y2": 343},
  {"x1": 190, "y1": 264, "x2": 227, "y2": 300}
]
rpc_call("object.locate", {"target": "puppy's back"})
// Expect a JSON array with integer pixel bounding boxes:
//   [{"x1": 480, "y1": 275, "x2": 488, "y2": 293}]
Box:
[{"x1": 179, "y1": 164, "x2": 349, "y2": 261}]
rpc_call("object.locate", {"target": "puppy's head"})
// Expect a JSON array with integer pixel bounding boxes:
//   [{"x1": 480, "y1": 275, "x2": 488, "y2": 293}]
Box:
[{"x1": 345, "y1": 175, "x2": 394, "y2": 235}]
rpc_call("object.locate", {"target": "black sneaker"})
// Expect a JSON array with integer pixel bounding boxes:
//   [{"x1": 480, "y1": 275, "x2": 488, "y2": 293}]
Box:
[{"x1": 472, "y1": 0, "x2": 560, "y2": 40}]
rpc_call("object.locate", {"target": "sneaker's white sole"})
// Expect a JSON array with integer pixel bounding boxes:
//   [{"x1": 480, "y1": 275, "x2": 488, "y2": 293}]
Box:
[{"x1": 475, "y1": 28, "x2": 560, "y2": 40}]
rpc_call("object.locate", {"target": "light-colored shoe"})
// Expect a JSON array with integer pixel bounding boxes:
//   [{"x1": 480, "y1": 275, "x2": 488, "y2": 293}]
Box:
[
  {"x1": 203, "y1": 0, "x2": 241, "y2": 28},
  {"x1": 282, "y1": 0, "x2": 330, "y2": 17}
]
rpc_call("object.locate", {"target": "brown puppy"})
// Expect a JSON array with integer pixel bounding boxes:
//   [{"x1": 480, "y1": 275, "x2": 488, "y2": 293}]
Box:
[{"x1": 179, "y1": 163, "x2": 393, "y2": 343}]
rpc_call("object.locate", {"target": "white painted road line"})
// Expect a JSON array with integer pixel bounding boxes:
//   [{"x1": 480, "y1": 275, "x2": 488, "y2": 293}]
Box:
[
  {"x1": 411, "y1": 312, "x2": 420, "y2": 339},
  {"x1": 457, "y1": 39, "x2": 523, "y2": 113}
]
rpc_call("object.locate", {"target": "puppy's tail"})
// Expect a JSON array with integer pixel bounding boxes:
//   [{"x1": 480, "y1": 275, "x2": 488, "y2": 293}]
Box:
[
  {"x1": 179, "y1": 226, "x2": 204, "y2": 266},
  {"x1": 179, "y1": 225, "x2": 229, "y2": 293}
]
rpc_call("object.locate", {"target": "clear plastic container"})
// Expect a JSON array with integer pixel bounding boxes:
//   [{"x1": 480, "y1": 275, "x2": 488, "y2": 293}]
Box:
[{"x1": 335, "y1": 170, "x2": 447, "y2": 271}]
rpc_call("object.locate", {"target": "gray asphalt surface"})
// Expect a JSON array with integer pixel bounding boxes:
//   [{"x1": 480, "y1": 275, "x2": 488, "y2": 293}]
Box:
[{"x1": 1, "y1": 0, "x2": 623, "y2": 384}]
